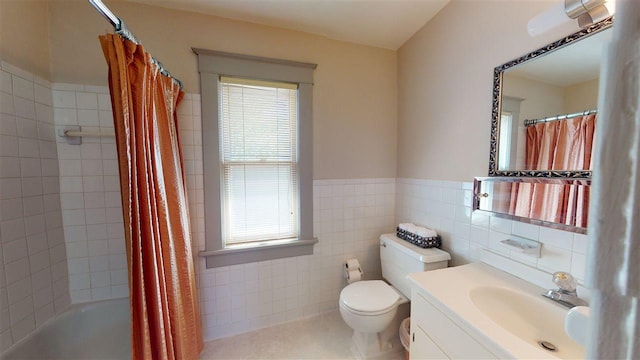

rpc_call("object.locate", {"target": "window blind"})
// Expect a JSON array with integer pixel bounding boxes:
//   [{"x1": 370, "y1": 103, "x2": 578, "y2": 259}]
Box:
[{"x1": 219, "y1": 76, "x2": 299, "y2": 245}]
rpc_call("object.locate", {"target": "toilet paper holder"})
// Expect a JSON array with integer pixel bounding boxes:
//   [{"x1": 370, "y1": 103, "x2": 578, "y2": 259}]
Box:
[{"x1": 345, "y1": 259, "x2": 363, "y2": 283}]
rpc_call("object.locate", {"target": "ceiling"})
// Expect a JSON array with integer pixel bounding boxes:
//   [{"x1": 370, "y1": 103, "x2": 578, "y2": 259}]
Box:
[
  {"x1": 508, "y1": 28, "x2": 613, "y2": 87},
  {"x1": 125, "y1": 0, "x2": 450, "y2": 50},
  {"x1": 507, "y1": 26, "x2": 613, "y2": 87}
]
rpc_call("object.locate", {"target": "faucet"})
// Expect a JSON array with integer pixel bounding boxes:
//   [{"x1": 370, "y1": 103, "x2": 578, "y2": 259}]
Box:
[{"x1": 542, "y1": 272, "x2": 589, "y2": 308}]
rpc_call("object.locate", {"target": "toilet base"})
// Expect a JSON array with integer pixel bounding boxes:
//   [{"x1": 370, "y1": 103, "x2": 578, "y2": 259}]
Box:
[{"x1": 349, "y1": 302, "x2": 410, "y2": 360}]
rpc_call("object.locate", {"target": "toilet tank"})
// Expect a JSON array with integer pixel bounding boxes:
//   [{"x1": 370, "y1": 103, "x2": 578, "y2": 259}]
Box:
[{"x1": 380, "y1": 233, "x2": 450, "y2": 300}]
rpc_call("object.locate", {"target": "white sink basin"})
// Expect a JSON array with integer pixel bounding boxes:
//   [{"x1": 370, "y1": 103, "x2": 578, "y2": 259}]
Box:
[
  {"x1": 470, "y1": 286, "x2": 584, "y2": 359},
  {"x1": 408, "y1": 262, "x2": 586, "y2": 359}
]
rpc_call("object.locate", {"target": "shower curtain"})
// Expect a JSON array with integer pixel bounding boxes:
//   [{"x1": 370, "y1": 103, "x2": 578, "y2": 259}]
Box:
[
  {"x1": 525, "y1": 113, "x2": 596, "y2": 171},
  {"x1": 587, "y1": 0, "x2": 640, "y2": 357},
  {"x1": 100, "y1": 34, "x2": 203, "y2": 359},
  {"x1": 508, "y1": 114, "x2": 595, "y2": 226}
]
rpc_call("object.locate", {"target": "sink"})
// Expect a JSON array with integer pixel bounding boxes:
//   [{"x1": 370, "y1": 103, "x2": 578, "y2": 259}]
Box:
[
  {"x1": 408, "y1": 262, "x2": 588, "y2": 359},
  {"x1": 470, "y1": 286, "x2": 585, "y2": 359}
]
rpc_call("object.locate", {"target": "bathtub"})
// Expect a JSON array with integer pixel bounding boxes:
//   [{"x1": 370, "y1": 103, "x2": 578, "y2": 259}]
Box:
[{"x1": 2, "y1": 298, "x2": 131, "y2": 359}]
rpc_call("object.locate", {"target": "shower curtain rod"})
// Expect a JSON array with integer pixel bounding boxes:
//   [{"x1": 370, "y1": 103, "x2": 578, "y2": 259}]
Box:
[
  {"x1": 524, "y1": 109, "x2": 597, "y2": 127},
  {"x1": 88, "y1": 0, "x2": 183, "y2": 89}
]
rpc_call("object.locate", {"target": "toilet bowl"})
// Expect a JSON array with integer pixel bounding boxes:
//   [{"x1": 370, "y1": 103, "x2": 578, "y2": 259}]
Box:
[
  {"x1": 338, "y1": 233, "x2": 451, "y2": 359},
  {"x1": 339, "y1": 280, "x2": 405, "y2": 333}
]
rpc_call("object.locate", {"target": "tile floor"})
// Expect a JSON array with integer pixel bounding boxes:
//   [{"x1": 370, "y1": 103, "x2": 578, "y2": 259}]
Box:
[{"x1": 200, "y1": 311, "x2": 406, "y2": 360}]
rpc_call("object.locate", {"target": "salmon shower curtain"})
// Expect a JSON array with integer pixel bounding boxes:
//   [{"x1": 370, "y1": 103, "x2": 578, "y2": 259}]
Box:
[
  {"x1": 509, "y1": 114, "x2": 595, "y2": 226},
  {"x1": 100, "y1": 34, "x2": 203, "y2": 359},
  {"x1": 525, "y1": 113, "x2": 596, "y2": 171}
]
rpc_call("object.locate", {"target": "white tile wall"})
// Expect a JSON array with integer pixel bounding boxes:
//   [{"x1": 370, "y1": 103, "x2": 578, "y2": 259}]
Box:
[
  {"x1": 52, "y1": 84, "x2": 129, "y2": 303},
  {"x1": 0, "y1": 62, "x2": 70, "y2": 352},
  {"x1": 395, "y1": 178, "x2": 590, "y2": 286},
  {"x1": 191, "y1": 177, "x2": 395, "y2": 340}
]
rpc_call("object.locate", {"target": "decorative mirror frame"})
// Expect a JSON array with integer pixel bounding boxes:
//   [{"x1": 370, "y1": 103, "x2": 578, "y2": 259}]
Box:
[{"x1": 488, "y1": 16, "x2": 613, "y2": 178}]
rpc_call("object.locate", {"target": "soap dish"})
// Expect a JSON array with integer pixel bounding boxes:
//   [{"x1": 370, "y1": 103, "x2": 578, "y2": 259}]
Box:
[{"x1": 500, "y1": 238, "x2": 541, "y2": 257}]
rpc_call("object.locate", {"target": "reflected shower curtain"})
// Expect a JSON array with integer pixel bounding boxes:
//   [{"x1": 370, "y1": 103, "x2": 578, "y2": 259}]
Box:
[
  {"x1": 525, "y1": 113, "x2": 596, "y2": 171},
  {"x1": 510, "y1": 114, "x2": 595, "y2": 226},
  {"x1": 100, "y1": 34, "x2": 203, "y2": 359}
]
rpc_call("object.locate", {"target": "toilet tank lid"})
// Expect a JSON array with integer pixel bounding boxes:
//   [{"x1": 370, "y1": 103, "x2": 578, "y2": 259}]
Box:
[{"x1": 380, "y1": 233, "x2": 451, "y2": 263}]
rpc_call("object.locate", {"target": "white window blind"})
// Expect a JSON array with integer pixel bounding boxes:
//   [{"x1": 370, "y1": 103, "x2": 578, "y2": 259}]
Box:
[{"x1": 219, "y1": 76, "x2": 299, "y2": 245}]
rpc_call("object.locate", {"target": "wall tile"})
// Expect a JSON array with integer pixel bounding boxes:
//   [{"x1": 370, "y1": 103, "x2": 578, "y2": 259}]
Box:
[
  {"x1": 5, "y1": 259, "x2": 30, "y2": 287},
  {"x1": 0, "y1": 199, "x2": 23, "y2": 221},
  {"x1": 52, "y1": 91, "x2": 76, "y2": 109},
  {"x1": 13, "y1": 98, "x2": 36, "y2": 120},
  {"x1": 537, "y1": 245, "x2": 572, "y2": 273},
  {"x1": 512, "y1": 221, "x2": 540, "y2": 241},
  {"x1": 539, "y1": 226, "x2": 574, "y2": 251},
  {"x1": 17, "y1": 119, "x2": 37, "y2": 139},
  {"x1": 0, "y1": 117, "x2": 14, "y2": 140},
  {"x1": 1, "y1": 219, "x2": 25, "y2": 243},
  {"x1": 11, "y1": 76, "x2": 34, "y2": 101},
  {"x1": 1, "y1": 70, "x2": 13, "y2": 94},
  {"x1": 0, "y1": 135, "x2": 19, "y2": 156},
  {"x1": 42, "y1": 178, "x2": 60, "y2": 196},
  {"x1": 26, "y1": 233, "x2": 48, "y2": 255},
  {"x1": 51, "y1": 83, "x2": 82, "y2": 92},
  {"x1": 572, "y1": 233, "x2": 589, "y2": 254},
  {"x1": 77, "y1": 110, "x2": 99, "y2": 126},
  {"x1": 35, "y1": 104, "x2": 53, "y2": 124},
  {"x1": 75, "y1": 93, "x2": 97, "y2": 110},
  {"x1": 2, "y1": 238, "x2": 28, "y2": 264},
  {"x1": 53, "y1": 108, "x2": 77, "y2": 125},
  {"x1": 397, "y1": 178, "x2": 587, "y2": 289},
  {"x1": 0, "y1": 178, "x2": 22, "y2": 199},
  {"x1": 34, "y1": 84, "x2": 52, "y2": 107}
]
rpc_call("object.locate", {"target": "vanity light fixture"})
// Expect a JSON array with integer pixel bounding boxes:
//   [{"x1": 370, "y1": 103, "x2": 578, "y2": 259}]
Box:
[{"x1": 528, "y1": 0, "x2": 615, "y2": 36}]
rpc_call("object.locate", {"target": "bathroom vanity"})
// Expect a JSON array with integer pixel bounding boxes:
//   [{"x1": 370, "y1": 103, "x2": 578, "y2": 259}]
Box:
[{"x1": 407, "y1": 262, "x2": 585, "y2": 359}]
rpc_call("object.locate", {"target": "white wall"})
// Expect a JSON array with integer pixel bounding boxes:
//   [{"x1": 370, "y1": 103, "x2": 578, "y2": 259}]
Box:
[
  {"x1": 397, "y1": 0, "x2": 582, "y2": 181},
  {"x1": 0, "y1": 1, "x2": 51, "y2": 80},
  {"x1": 48, "y1": 0, "x2": 398, "y2": 181},
  {"x1": 396, "y1": 1, "x2": 589, "y2": 288},
  {"x1": 502, "y1": 74, "x2": 565, "y2": 121},
  {"x1": 0, "y1": 62, "x2": 70, "y2": 351},
  {"x1": 564, "y1": 78, "x2": 599, "y2": 113}
]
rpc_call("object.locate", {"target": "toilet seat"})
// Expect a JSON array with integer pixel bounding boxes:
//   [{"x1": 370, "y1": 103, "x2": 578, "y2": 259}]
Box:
[{"x1": 340, "y1": 280, "x2": 400, "y2": 315}]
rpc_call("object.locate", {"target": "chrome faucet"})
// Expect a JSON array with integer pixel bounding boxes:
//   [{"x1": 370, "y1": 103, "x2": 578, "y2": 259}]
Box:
[{"x1": 542, "y1": 272, "x2": 588, "y2": 308}]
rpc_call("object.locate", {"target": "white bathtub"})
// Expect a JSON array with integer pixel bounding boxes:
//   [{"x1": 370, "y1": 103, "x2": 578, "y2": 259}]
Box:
[{"x1": 2, "y1": 298, "x2": 131, "y2": 359}]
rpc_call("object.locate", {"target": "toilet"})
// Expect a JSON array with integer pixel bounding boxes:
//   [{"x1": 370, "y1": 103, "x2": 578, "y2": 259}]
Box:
[{"x1": 339, "y1": 233, "x2": 451, "y2": 359}]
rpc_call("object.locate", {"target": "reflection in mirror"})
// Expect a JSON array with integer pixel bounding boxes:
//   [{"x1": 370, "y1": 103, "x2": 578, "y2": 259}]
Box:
[
  {"x1": 489, "y1": 17, "x2": 613, "y2": 177},
  {"x1": 474, "y1": 177, "x2": 589, "y2": 234}
]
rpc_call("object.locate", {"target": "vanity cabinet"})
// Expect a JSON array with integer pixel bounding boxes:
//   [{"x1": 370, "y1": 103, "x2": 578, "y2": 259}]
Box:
[
  {"x1": 410, "y1": 289, "x2": 497, "y2": 359},
  {"x1": 411, "y1": 325, "x2": 448, "y2": 359}
]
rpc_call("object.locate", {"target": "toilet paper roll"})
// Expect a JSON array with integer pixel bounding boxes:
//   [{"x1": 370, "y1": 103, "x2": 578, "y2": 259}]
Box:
[
  {"x1": 346, "y1": 269, "x2": 362, "y2": 284},
  {"x1": 346, "y1": 258, "x2": 361, "y2": 270}
]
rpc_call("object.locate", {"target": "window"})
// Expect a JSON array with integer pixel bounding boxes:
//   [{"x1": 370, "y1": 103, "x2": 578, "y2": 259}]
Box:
[
  {"x1": 219, "y1": 77, "x2": 299, "y2": 245},
  {"x1": 499, "y1": 96, "x2": 523, "y2": 170},
  {"x1": 194, "y1": 49, "x2": 317, "y2": 268},
  {"x1": 499, "y1": 112, "x2": 513, "y2": 170}
]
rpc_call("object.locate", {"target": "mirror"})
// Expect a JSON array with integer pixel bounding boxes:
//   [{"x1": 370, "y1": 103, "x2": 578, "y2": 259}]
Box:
[
  {"x1": 489, "y1": 17, "x2": 613, "y2": 177},
  {"x1": 474, "y1": 177, "x2": 589, "y2": 234}
]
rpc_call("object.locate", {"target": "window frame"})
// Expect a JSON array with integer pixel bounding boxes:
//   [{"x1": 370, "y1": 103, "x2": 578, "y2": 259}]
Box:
[{"x1": 194, "y1": 49, "x2": 317, "y2": 268}]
